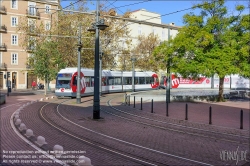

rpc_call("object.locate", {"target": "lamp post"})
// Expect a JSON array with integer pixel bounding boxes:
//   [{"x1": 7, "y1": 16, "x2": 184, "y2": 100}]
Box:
[
  {"x1": 166, "y1": 25, "x2": 171, "y2": 103},
  {"x1": 76, "y1": 24, "x2": 82, "y2": 104},
  {"x1": 88, "y1": 0, "x2": 108, "y2": 119},
  {"x1": 99, "y1": 51, "x2": 104, "y2": 96},
  {"x1": 131, "y1": 57, "x2": 136, "y2": 92}
]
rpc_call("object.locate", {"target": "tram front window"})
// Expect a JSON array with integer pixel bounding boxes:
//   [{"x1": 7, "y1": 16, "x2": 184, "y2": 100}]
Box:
[{"x1": 56, "y1": 78, "x2": 71, "y2": 89}]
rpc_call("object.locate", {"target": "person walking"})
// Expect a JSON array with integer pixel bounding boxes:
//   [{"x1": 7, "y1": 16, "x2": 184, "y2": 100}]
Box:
[{"x1": 32, "y1": 80, "x2": 36, "y2": 90}]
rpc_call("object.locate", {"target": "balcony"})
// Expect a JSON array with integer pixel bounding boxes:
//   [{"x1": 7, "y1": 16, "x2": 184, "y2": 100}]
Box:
[
  {"x1": 0, "y1": 25, "x2": 7, "y2": 33},
  {"x1": 0, "y1": 43, "x2": 7, "y2": 51},
  {"x1": 27, "y1": 25, "x2": 38, "y2": 36},
  {"x1": 0, "y1": 63, "x2": 7, "y2": 71},
  {"x1": 26, "y1": 9, "x2": 40, "y2": 19},
  {"x1": 0, "y1": 6, "x2": 7, "y2": 14},
  {"x1": 26, "y1": 45, "x2": 35, "y2": 53},
  {"x1": 26, "y1": 65, "x2": 32, "y2": 69}
]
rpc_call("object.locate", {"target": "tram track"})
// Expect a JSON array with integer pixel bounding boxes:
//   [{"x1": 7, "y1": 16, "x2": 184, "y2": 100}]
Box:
[
  {"x1": 38, "y1": 98, "x2": 165, "y2": 166},
  {"x1": 35, "y1": 96, "x2": 214, "y2": 166},
  {"x1": 105, "y1": 95, "x2": 249, "y2": 146},
  {"x1": 15, "y1": 93, "x2": 249, "y2": 165}
]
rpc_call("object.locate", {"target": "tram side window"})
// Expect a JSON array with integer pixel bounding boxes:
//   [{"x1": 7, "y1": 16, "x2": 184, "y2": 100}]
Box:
[
  {"x1": 145, "y1": 77, "x2": 154, "y2": 84},
  {"x1": 135, "y1": 77, "x2": 139, "y2": 84},
  {"x1": 108, "y1": 77, "x2": 121, "y2": 85},
  {"x1": 139, "y1": 77, "x2": 145, "y2": 84},
  {"x1": 85, "y1": 76, "x2": 94, "y2": 87},
  {"x1": 123, "y1": 77, "x2": 132, "y2": 85}
]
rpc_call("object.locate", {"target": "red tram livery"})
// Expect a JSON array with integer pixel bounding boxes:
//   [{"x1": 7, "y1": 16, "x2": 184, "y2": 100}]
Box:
[{"x1": 55, "y1": 68, "x2": 160, "y2": 97}]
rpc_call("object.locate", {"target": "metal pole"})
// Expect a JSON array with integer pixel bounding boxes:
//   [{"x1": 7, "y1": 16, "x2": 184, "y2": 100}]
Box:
[
  {"x1": 140, "y1": 97, "x2": 142, "y2": 110},
  {"x1": 99, "y1": 52, "x2": 102, "y2": 96},
  {"x1": 166, "y1": 102, "x2": 168, "y2": 116},
  {"x1": 132, "y1": 58, "x2": 135, "y2": 92},
  {"x1": 133, "y1": 96, "x2": 135, "y2": 108},
  {"x1": 185, "y1": 103, "x2": 188, "y2": 120},
  {"x1": 76, "y1": 24, "x2": 82, "y2": 104},
  {"x1": 151, "y1": 99, "x2": 153, "y2": 113},
  {"x1": 209, "y1": 106, "x2": 212, "y2": 124},
  {"x1": 166, "y1": 25, "x2": 171, "y2": 103},
  {"x1": 7, "y1": 76, "x2": 9, "y2": 96},
  {"x1": 240, "y1": 109, "x2": 243, "y2": 129},
  {"x1": 93, "y1": 0, "x2": 100, "y2": 119}
]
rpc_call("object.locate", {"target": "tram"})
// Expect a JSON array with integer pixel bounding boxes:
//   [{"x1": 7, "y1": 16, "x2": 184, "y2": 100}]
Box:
[
  {"x1": 159, "y1": 74, "x2": 250, "y2": 89},
  {"x1": 55, "y1": 68, "x2": 160, "y2": 97}
]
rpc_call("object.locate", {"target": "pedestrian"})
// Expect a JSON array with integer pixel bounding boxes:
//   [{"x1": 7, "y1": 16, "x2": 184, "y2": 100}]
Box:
[{"x1": 32, "y1": 80, "x2": 36, "y2": 90}]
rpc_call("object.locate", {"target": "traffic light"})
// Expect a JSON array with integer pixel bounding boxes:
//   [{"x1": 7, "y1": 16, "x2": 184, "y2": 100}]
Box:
[
  {"x1": 4, "y1": 74, "x2": 6, "y2": 79},
  {"x1": 7, "y1": 72, "x2": 10, "y2": 78}
]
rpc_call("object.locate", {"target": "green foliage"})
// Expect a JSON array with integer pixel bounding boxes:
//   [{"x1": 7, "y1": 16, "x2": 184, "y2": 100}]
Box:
[
  {"x1": 153, "y1": 0, "x2": 249, "y2": 101},
  {"x1": 27, "y1": 40, "x2": 66, "y2": 81}
]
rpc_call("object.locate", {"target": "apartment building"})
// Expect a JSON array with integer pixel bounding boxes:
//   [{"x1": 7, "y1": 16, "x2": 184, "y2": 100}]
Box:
[
  {"x1": 0, "y1": 0, "x2": 58, "y2": 90},
  {"x1": 129, "y1": 9, "x2": 180, "y2": 42},
  {"x1": 111, "y1": 9, "x2": 180, "y2": 69}
]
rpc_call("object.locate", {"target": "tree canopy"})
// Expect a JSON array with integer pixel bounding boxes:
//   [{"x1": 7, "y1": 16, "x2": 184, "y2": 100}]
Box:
[{"x1": 153, "y1": 0, "x2": 249, "y2": 101}]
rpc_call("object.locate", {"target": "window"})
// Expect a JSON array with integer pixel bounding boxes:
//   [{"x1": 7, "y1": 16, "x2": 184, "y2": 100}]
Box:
[
  {"x1": 138, "y1": 25, "x2": 142, "y2": 35},
  {"x1": 152, "y1": 27, "x2": 156, "y2": 35},
  {"x1": 45, "y1": 21, "x2": 50, "y2": 30},
  {"x1": 11, "y1": 35, "x2": 18, "y2": 45},
  {"x1": 123, "y1": 77, "x2": 132, "y2": 85},
  {"x1": 139, "y1": 77, "x2": 145, "y2": 84},
  {"x1": 11, "y1": 53, "x2": 18, "y2": 64},
  {"x1": 11, "y1": 0, "x2": 17, "y2": 9},
  {"x1": 45, "y1": 5, "x2": 50, "y2": 14},
  {"x1": 28, "y1": 2, "x2": 36, "y2": 16},
  {"x1": 11, "y1": 17, "x2": 18, "y2": 27},
  {"x1": 162, "y1": 29, "x2": 165, "y2": 41},
  {"x1": 108, "y1": 77, "x2": 121, "y2": 85}
]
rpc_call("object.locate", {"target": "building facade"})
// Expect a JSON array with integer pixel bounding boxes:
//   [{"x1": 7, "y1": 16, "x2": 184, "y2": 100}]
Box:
[
  {"x1": 0, "y1": 0, "x2": 58, "y2": 90},
  {"x1": 0, "y1": 3, "x2": 180, "y2": 90}
]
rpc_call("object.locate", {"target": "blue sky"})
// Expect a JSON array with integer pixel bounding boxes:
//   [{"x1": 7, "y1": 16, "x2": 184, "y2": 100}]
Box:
[{"x1": 61, "y1": 0, "x2": 249, "y2": 26}]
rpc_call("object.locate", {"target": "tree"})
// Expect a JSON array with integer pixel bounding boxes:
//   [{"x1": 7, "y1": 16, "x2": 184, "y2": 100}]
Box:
[
  {"x1": 153, "y1": 0, "x2": 249, "y2": 101},
  {"x1": 27, "y1": 40, "x2": 66, "y2": 96},
  {"x1": 131, "y1": 33, "x2": 160, "y2": 72}
]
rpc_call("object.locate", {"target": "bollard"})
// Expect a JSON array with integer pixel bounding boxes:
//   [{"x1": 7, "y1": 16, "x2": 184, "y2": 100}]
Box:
[
  {"x1": 151, "y1": 99, "x2": 153, "y2": 113},
  {"x1": 166, "y1": 102, "x2": 169, "y2": 117},
  {"x1": 125, "y1": 94, "x2": 127, "y2": 105},
  {"x1": 240, "y1": 109, "x2": 243, "y2": 129},
  {"x1": 140, "y1": 98, "x2": 142, "y2": 110},
  {"x1": 209, "y1": 106, "x2": 212, "y2": 125},
  {"x1": 185, "y1": 103, "x2": 188, "y2": 120},
  {"x1": 134, "y1": 96, "x2": 135, "y2": 108},
  {"x1": 128, "y1": 96, "x2": 130, "y2": 106}
]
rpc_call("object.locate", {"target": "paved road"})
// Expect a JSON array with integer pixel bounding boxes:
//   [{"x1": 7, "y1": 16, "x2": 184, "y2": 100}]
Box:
[{"x1": 0, "y1": 90, "x2": 249, "y2": 166}]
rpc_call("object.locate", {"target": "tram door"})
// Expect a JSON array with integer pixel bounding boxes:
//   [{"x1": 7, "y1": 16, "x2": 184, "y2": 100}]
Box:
[
  {"x1": 27, "y1": 72, "x2": 36, "y2": 89},
  {"x1": 0, "y1": 72, "x2": 3, "y2": 89}
]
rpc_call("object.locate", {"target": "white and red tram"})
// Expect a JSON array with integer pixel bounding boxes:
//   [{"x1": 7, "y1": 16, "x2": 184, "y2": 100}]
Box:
[
  {"x1": 159, "y1": 74, "x2": 250, "y2": 89},
  {"x1": 55, "y1": 68, "x2": 160, "y2": 97}
]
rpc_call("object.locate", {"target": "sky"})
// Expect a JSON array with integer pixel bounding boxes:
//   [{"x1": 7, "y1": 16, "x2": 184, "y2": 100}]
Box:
[{"x1": 61, "y1": 0, "x2": 249, "y2": 26}]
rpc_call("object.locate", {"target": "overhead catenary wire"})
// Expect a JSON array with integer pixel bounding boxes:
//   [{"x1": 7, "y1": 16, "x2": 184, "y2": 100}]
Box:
[
  {"x1": 102, "y1": 0, "x2": 220, "y2": 48},
  {"x1": 102, "y1": 0, "x2": 118, "y2": 11}
]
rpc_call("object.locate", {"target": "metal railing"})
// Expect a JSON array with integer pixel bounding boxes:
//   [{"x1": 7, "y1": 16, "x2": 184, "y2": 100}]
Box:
[
  {"x1": 26, "y1": 9, "x2": 40, "y2": 18},
  {"x1": 0, "y1": 43, "x2": 7, "y2": 51},
  {"x1": 0, "y1": 63, "x2": 7, "y2": 69},
  {"x1": 0, "y1": 6, "x2": 6, "y2": 14},
  {"x1": 0, "y1": 25, "x2": 7, "y2": 32}
]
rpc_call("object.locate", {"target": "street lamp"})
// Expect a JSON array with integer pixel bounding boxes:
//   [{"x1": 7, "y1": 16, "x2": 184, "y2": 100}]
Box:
[
  {"x1": 166, "y1": 25, "x2": 171, "y2": 103},
  {"x1": 88, "y1": 0, "x2": 108, "y2": 119},
  {"x1": 76, "y1": 24, "x2": 82, "y2": 104},
  {"x1": 131, "y1": 57, "x2": 136, "y2": 92}
]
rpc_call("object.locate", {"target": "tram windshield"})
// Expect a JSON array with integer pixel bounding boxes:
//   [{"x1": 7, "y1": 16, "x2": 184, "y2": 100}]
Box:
[{"x1": 56, "y1": 73, "x2": 71, "y2": 89}]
